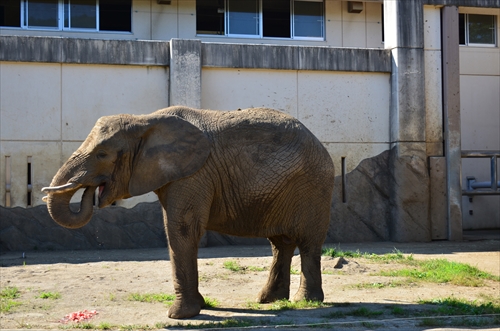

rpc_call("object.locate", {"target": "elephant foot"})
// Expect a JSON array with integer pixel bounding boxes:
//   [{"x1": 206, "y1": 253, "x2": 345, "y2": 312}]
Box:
[
  {"x1": 292, "y1": 287, "x2": 324, "y2": 303},
  {"x1": 168, "y1": 293, "x2": 205, "y2": 319},
  {"x1": 257, "y1": 287, "x2": 289, "y2": 303}
]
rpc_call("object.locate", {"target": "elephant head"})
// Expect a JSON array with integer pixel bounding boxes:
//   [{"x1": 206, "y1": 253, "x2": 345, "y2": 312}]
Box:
[{"x1": 42, "y1": 113, "x2": 211, "y2": 229}]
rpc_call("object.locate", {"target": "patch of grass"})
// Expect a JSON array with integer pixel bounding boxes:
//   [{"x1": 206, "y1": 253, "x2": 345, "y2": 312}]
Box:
[
  {"x1": 419, "y1": 296, "x2": 500, "y2": 316},
  {"x1": 270, "y1": 299, "x2": 326, "y2": 311},
  {"x1": 204, "y1": 297, "x2": 219, "y2": 308},
  {"x1": 246, "y1": 301, "x2": 262, "y2": 310},
  {"x1": 350, "y1": 306, "x2": 383, "y2": 317},
  {"x1": 322, "y1": 248, "x2": 413, "y2": 263},
  {"x1": 180, "y1": 318, "x2": 254, "y2": 329},
  {"x1": 381, "y1": 259, "x2": 499, "y2": 286},
  {"x1": 290, "y1": 267, "x2": 300, "y2": 275},
  {"x1": 247, "y1": 266, "x2": 266, "y2": 272},
  {"x1": 98, "y1": 322, "x2": 112, "y2": 330},
  {"x1": 323, "y1": 306, "x2": 383, "y2": 319},
  {"x1": 127, "y1": 293, "x2": 175, "y2": 304},
  {"x1": 223, "y1": 260, "x2": 242, "y2": 272},
  {"x1": 351, "y1": 279, "x2": 415, "y2": 289},
  {"x1": 37, "y1": 291, "x2": 61, "y2": 300},
  {"x1": 0, "y1": 286, "x2": 22, "y2": 312},
  {"x1": 322, "y1": 248, "x2": 363, "y2": 258},
  {"x1": 390, "y1": 305, "x2": 411, "y2": 316}
]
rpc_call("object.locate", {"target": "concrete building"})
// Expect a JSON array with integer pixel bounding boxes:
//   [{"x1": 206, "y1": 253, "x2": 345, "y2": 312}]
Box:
[{"x1": 0, "y1": 0, "x2": 499, "y2": 250}]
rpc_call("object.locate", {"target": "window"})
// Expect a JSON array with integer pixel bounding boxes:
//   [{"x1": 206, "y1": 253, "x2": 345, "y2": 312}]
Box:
[
  {"x1": 196, "y1": 0, "x2": 324, "y2": 40},
  {"x1": 0, "y1": 0, "x2": 131, "y2": 32},
  {"x1": 459, "y1": 13, "x2": 497, "y2": 46}
]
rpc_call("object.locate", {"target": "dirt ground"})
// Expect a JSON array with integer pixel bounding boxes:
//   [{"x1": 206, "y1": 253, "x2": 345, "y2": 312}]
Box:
[{"x1": 1, "y1": 240, "x2": 499, "y2": 331}]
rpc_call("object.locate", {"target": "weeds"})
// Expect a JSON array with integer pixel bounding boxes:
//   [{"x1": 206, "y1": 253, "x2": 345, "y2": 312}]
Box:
[
  {"x1": 37, "y1": 291, "x2": 61, "y2": 300},
  {"x1": 380, "y1": 259, "x2": 499, "y2": 286},
  {"x1": 223, "y1": 260, "x2": 266, "y2": 273},
  {"x1": 0, "y1": 286, "x2": 22, "y2": 312},
  {"x1": 270, "y1": 299, "x2": 326, "y2": 311},
  {"x1": 127, "y1": 293, "x2": 175, "y2": 304}
]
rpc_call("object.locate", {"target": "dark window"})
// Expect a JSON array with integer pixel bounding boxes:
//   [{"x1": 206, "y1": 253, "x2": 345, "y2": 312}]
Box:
[
  {"x1": 263, "y1": 0, "x2": 290, "y2": 38},
  {"x1": 0, "y1": 0, "x2": 21, "y2": 27},
  {"x1": 197, "y1": 0, "x2": 323, "y2": 39},
  {"x1": 196, "y1": 0, "x2": 224, "y2": 35},
  {"x1": 99, "y1": 0, "x2": 131, "y2": 32},
  {"x1": 459, "y1": 13, "x2": 465, "y2": 45}
]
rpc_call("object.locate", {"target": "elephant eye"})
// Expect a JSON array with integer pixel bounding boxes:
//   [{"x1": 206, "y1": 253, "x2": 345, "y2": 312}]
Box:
[{"x1": 96, "y1": 150, "x2": 107, "y2": 159}]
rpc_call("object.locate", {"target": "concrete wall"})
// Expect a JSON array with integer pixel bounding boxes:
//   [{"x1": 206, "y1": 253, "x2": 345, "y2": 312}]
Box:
[
  {"x1": 0, "y1": 0, "x2": 384, "y2": 48},
  {"x1": 201, "y1": 68, "x2": 390, "y2": 173},
  {"x1": 0, "y1": 62, "x2": 169, "y2": 208},
  {"x1": 459, "y1": 7, "x2": 500, "y2": 230}
]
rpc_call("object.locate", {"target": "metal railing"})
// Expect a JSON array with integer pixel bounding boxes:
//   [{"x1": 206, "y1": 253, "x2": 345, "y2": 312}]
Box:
[{"x1": 461, "y1": 150, "x2": 500, "y2": 196}]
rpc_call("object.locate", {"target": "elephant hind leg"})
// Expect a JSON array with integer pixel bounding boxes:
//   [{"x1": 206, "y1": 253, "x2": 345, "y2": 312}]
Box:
[
  {"x1": 257, "y1": 235, "x2": 296, "y2": 303},
  {"x1": 292, "y1": 241, "x2": 324, "y2": 303}
]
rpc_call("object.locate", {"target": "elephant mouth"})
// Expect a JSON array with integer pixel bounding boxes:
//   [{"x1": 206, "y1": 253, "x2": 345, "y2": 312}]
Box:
[{"x1": 98, "y1": 184, "x2": 105, "y2": 199}]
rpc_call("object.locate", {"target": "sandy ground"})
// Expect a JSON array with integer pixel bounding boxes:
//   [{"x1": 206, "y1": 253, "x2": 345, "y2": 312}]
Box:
[{"x1": 1, "y1": 240, "x2": 499, "y2": 330}]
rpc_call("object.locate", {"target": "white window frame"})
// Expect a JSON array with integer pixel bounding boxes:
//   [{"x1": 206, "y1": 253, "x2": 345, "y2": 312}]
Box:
[
  {"x1": 198, "y1": 0, "x2": 325, "y2": 41},
  {"x1": 460, "y1": 13, "x2": 497, "y2": 47},
  {"x1": 19, "y1": 0, "x2": 102, "y2": 32},
  {"x1": 63, "y1": 0, "x2": 99, "y2": 32},
  {"x1": 291, "y1": 0, "x2": 324, "y2": 41}
]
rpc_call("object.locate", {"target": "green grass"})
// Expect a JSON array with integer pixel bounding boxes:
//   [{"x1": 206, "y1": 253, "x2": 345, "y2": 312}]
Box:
[
  {"x1": 322, "y1": 248, "x2": 412, "y2": 263},
  {"x1": 37, "y1": 291, "x2": 61, "y2": 300},
  {"x1": 380, "y1": 259, "x2": 499, "y2": 286},
  {"x1": 323, "y1": 306, "x2": 383, "y2": 319},
  {"x1": 203, "y1": 297, "x2": 219, "y2": 308},
  {"x1": 223, "y1": 260, "x2": 242, "y2": 272},
  {"x1": 270, "y1": 299, "x2": 327, "y2": 311},
  {"x1": 127, "y1": 293, "x2": 175, "y2": 304},
  {"x1": 223, "y1": 260, "x2": 265, "y2": 273},
  {"x1": 0, "y1": 286, "x2": 22, "y2": 312},
  {"x1": 351, "y1": 279, "x2": 414, "y2": 289},
  {"x1": 419, "y1": 296, "x2": 500, "y2": 316},
  {"x1": 127, "y1": 293, "x2": 218, "y2": 308}
]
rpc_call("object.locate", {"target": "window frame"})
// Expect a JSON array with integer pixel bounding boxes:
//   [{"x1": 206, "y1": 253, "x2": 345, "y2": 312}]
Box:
[
  {"x1": 197, "y1": 0, "x2": 325, "y2": 41},
  {"x1": 1, "y1": 0, "x2": 130, "y2": 33},
  {"x1": 63, "y1": 0, "x2": 100, "y2": 32},
  {"x1": 459, "y1": 13, "x2": 497, "y2": 47}
]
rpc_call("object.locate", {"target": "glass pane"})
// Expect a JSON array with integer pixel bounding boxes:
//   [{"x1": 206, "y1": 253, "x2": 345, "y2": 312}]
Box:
[
  {"x1": 294, "y1": 1, "x2": 323, "y2": 38},
  {"x1": 228, "y1": 0, "x2": 258, "y2": 35},
  {"x1": 468, "y1": 14, "x2": 495, "y2": 44},
  {"x1": 0, "y1": 0, "x2": 21, "y2": 27},
  {"x1": 70, "y1": 0, "x2": 96, "y2": 29},
  {"x1": 99, "y1": 0, "x2": 131, "y2": 31},
  {"x1": 196, "y1": 0, "x2": 224, "y2": 35},
  {"x1": 263, "y1": 0, "x2": 290, "y2": 38},
  {"x1": 27, "y1": 0, "x2": 58, "y2": 28}
]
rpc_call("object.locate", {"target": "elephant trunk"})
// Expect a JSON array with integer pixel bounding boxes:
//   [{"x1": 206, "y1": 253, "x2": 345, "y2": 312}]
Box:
[{"x1": 43, "y1": 186, "x2": 96, "y2": 229}]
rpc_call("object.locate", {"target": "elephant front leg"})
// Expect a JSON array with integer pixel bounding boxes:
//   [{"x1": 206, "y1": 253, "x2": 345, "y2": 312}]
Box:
[
  {"x1": 164, "y1": 215, "x2": 206, "y2": 318},
  {"x1": 167, "y1": 244, "x2": 205, "y2": 319},
  {"x1": 258, "y1": 235, "x2": 296, "y2": 303}
]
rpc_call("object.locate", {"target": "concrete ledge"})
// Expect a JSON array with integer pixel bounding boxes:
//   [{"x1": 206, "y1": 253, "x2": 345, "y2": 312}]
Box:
[
  {"x1": 202, "y1": 43, "x2": 392, "y2": 72},
  {"x1": 0, "y1": 36, "x2": 170, "y2": 65},
  {"x1": 424, "y1": 0, "x2": 500, "y2": 7}
]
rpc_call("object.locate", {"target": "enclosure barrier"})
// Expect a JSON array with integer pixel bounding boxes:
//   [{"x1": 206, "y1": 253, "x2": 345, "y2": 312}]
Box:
[{"x1": 461, "y1": 150, "x2": 500, "y2": 196}]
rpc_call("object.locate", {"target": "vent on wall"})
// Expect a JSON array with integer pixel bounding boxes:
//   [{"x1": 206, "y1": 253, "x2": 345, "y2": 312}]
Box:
[
  {"x1": 348, "y1": 1, "x2": 363, "y2": 13},
  {"x1": 157, "y1": 0, "x2": 171, "y2": 4}
]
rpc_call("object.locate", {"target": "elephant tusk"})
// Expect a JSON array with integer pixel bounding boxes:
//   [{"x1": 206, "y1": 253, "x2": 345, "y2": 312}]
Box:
[{"x1": 41, "y1": 182, "x2": 81, "y2": 194}]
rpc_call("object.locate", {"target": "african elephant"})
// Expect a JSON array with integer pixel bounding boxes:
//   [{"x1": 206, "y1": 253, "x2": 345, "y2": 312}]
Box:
[{"x1": 42, "y1": 106, "x2": 335, "y2": 319}]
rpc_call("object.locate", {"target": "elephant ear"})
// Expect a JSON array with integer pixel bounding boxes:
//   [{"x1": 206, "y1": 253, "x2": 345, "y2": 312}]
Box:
[{"x1": 129, "y1": 115, "x2": 211, "y2": 197}]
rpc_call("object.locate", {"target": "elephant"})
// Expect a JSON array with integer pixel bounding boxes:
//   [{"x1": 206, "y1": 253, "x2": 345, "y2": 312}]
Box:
[{"x1": 42, "y1": 106, "x2": 335, "y2": 319}]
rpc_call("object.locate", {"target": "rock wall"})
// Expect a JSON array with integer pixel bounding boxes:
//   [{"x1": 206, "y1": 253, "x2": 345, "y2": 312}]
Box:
[{"x1": 1, "y1": 149, "x2": 431, "y2": 252}]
